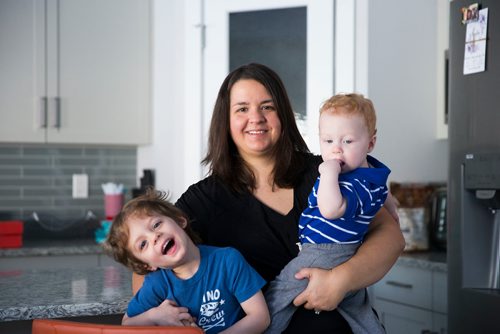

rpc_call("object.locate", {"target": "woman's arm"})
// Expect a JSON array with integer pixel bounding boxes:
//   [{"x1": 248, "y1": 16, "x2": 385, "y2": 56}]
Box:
[
  {"x1": 293, "y1": 207, "x2": 405, "y2": 311},
  {"x1": 220, "y1": 291, "x2": 270, "y2": 334}
]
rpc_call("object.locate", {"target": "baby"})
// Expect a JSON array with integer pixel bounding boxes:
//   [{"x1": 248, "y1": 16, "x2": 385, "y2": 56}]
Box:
[{"x1": 265, "y1": 93, "x2": 390, "y2": 334}]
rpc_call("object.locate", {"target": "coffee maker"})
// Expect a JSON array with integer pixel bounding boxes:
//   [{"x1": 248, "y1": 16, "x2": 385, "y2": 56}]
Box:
[{"x1": 429, "y1": 186, "x2": 447, "y2": 250}]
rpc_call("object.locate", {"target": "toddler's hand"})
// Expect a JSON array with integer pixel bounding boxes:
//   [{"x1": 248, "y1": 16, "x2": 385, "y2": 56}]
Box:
[
  {"x1": 152, "y1": 299, "x2": 195, "y2": 326},
  {"x1": 181, "y1": 318, "x2": 199, "y2": 327},
  {"x1": 318, "y1": 159, "x2": 342, "y2": 176}
]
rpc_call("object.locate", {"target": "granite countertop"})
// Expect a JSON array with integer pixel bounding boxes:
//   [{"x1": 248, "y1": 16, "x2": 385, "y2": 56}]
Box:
[
  {"x1": 0, "y1": 238, "x2": 103, "y2": 257},
  {"x1": 0, "y1": 265, "x2": 132, "y2": 322},
  {"x1": 0, "y1": 238, "x2": 447, "y2": 323},
  {"x1": 398, "y1": 250, "x2": 447, "y2": 272}
]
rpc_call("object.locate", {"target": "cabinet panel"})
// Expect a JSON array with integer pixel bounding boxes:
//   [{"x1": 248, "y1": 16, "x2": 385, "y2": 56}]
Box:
[
  {"x1": 50, "y1": 0, "x2": 151, "y2": 144},
  {"x1": 376, "y1": 299, "x2": 433, "y2": 334},
  {"x1": 0, "y1": 0, "x2": 151, "y2": 145},
  {"x1": 374, "y1": 265, "x2": 433, "y2": 309},
  {"x1": 373, "y1": 259, "x2": 448, "y2": 334},
  {"x1": 0, "y1": 0, "x2": 46, "y2": 143},
  {"x1": 433, "y1": 271, "x2": 448, "y2": 313},
  {"x1": 433, "y1": 312, "x2": 447, "y2": 334}
]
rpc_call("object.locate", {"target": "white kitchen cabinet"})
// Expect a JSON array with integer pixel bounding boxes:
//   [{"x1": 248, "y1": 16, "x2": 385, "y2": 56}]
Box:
[
  {"x1": 376, "y1": 299, "x2": 433, "y2": 334},
  {"x1": 433, "y1": 313, "x2": 447, "y2": 334},
  {"x1": 372, "y1": 261, "x2": 448, "y2": 334},
  {"x1": 0, "y1": 0, "x2": 151, "y2": 145}
]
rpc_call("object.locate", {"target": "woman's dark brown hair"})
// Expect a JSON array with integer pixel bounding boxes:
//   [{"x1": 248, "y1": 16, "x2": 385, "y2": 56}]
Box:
[
  {"x1": 203, "y1": 63, "x2": 310, "y2": 193},
  {"x1": 104, "y1": 189, "x2": 201, "y2": 275}
]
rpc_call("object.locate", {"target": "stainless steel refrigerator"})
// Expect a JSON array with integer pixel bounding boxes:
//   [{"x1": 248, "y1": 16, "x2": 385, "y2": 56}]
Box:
[{"x1": 448, "y1": 0, "x2": 500, "y2": 332}]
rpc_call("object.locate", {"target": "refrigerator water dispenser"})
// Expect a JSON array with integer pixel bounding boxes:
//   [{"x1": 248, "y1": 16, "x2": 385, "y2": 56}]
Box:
[{"x1": 462, "y1": 153, "x2": 500, "y2": 289}]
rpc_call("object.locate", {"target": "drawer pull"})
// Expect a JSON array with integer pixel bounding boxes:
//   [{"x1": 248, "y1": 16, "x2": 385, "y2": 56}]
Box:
[
  {"x1": 50, "y1": 97, "x2": 61, "y2": 129},
  {"x1": 38, "y1": 97, "x2": 48, "y2": 128},
  {"x1": 385, "y1": 280, "x2": 413, "y2": 289}
]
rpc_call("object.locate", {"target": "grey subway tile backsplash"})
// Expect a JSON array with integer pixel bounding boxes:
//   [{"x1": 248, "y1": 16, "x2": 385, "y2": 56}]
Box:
[
  {"x1": 0, "y1": 144, "x2": 137, "y2": 226},
  {"x1": 0, "y1": 178, "x2": 53, "y2": 187},
  {"x1": 0, "y1": 157, "x2": 51, "y2": 166},
  {"x1": 0, "y1": 147, "x2": 21, "y2": 155},
  {"x1": 0, "y1": 189, "x2": 21, "y2": 197}
]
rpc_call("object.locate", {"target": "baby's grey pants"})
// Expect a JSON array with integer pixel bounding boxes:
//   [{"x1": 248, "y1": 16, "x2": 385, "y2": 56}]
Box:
[{"x1": 264, "y1": 243, "x2": 385, "y2": 334}]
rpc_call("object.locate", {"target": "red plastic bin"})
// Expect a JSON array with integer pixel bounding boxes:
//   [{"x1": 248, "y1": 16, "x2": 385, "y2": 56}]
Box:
[{"x1": 0, "y1": 220, "x2": 24, "y2": 248}]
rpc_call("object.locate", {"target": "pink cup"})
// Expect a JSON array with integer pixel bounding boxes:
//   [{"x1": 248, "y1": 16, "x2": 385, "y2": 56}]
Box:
[{"x1": 104, "y1": 194, "x2": 124, "y2": 220}]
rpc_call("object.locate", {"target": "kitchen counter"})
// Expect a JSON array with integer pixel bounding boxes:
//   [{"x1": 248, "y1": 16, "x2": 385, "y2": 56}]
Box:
[
  {"x1": 0, "y1": 265, "x2": 132, "y2": 322},
  {"x1": 0, "y1": 238, "x2": 103, "y2": 257},
  {"x1": 398, "y1": 250, "x2": 447, "y2": 272},
  {"x1": 0, "y1": 239, "x2": 447, "y2": 322},
  {"x1": 0, "y1": 238, "x2": 448, "y2": 273}
]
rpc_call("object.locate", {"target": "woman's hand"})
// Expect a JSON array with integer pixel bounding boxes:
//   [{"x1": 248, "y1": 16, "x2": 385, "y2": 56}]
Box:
[
  {"x1": 292, "y1": 266, "x2": 350, "y2": 311},
  {"x1": 292, "y1": 208, "x2": 405, "y2": 312}
]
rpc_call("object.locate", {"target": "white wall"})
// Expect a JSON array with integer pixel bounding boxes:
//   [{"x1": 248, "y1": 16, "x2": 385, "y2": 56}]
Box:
[
  {"x1": 137, "y1": 0, "x2": 196, "y2": 201},
  {"x1": 138, "y1": 0, "x2": 449, "y2": 200},
  {"x1": 366, "y1": 0, "x2": 448, "y2": 183},
  {"x1": 138, "y1": 0, "x2": 211, "y2": 201}
]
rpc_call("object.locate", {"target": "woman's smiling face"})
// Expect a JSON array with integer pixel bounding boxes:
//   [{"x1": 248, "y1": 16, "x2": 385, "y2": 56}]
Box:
[
  {"x1": 126, "y1": 213, "x2": 190, "y2": 271},
  {"x1": 229, "y1": 79, "x2": 282, "y2": 160}
]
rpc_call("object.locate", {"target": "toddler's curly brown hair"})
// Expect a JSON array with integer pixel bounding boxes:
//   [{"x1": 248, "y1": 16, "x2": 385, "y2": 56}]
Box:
[{"x1": 104, "y1": 189, "x2": 201, "y2": 275}]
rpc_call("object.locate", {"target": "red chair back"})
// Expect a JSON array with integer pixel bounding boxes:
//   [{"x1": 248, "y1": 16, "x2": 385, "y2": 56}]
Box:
[{"x1": 32, "y1": 319, "x2": 204, "y2": 334}]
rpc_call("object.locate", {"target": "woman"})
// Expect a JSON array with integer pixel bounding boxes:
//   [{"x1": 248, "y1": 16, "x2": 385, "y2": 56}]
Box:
[{"x1": 134, "y1": 63, "x2": 404, "y2": 332}]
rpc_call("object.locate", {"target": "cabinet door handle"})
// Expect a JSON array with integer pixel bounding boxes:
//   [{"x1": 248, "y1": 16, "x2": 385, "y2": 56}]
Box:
[
  {"x1": 385, "y1": 280, "x2": 413, "y2": 289},
  {"x1": 38, "y1": 97, "x2": 48, "y2": 128},
  {"x1": 49, "y1": 97, "x2": 61, "y2": 129}
]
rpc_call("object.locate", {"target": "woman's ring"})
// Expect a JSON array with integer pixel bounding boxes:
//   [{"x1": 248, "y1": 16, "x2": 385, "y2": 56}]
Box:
[{"x1": 314, "y1": 310, "x2": 321, "y2": 315}]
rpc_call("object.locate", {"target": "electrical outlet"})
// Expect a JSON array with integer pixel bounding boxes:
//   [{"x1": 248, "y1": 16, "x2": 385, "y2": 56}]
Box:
[{"x1": 72, "y1": 174, "x2": 89, "y2": 199}]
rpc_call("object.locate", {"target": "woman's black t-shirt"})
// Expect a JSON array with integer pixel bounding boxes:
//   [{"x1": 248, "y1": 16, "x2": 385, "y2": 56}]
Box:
[{"x1": 175, "y1": 153, "x2": 353, "y2": 333}]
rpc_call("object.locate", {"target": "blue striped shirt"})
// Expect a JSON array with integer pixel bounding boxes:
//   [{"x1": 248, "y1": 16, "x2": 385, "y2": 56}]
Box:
[{"x1": 299, "y1": 155, "x2": 390, "y2": 244}]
